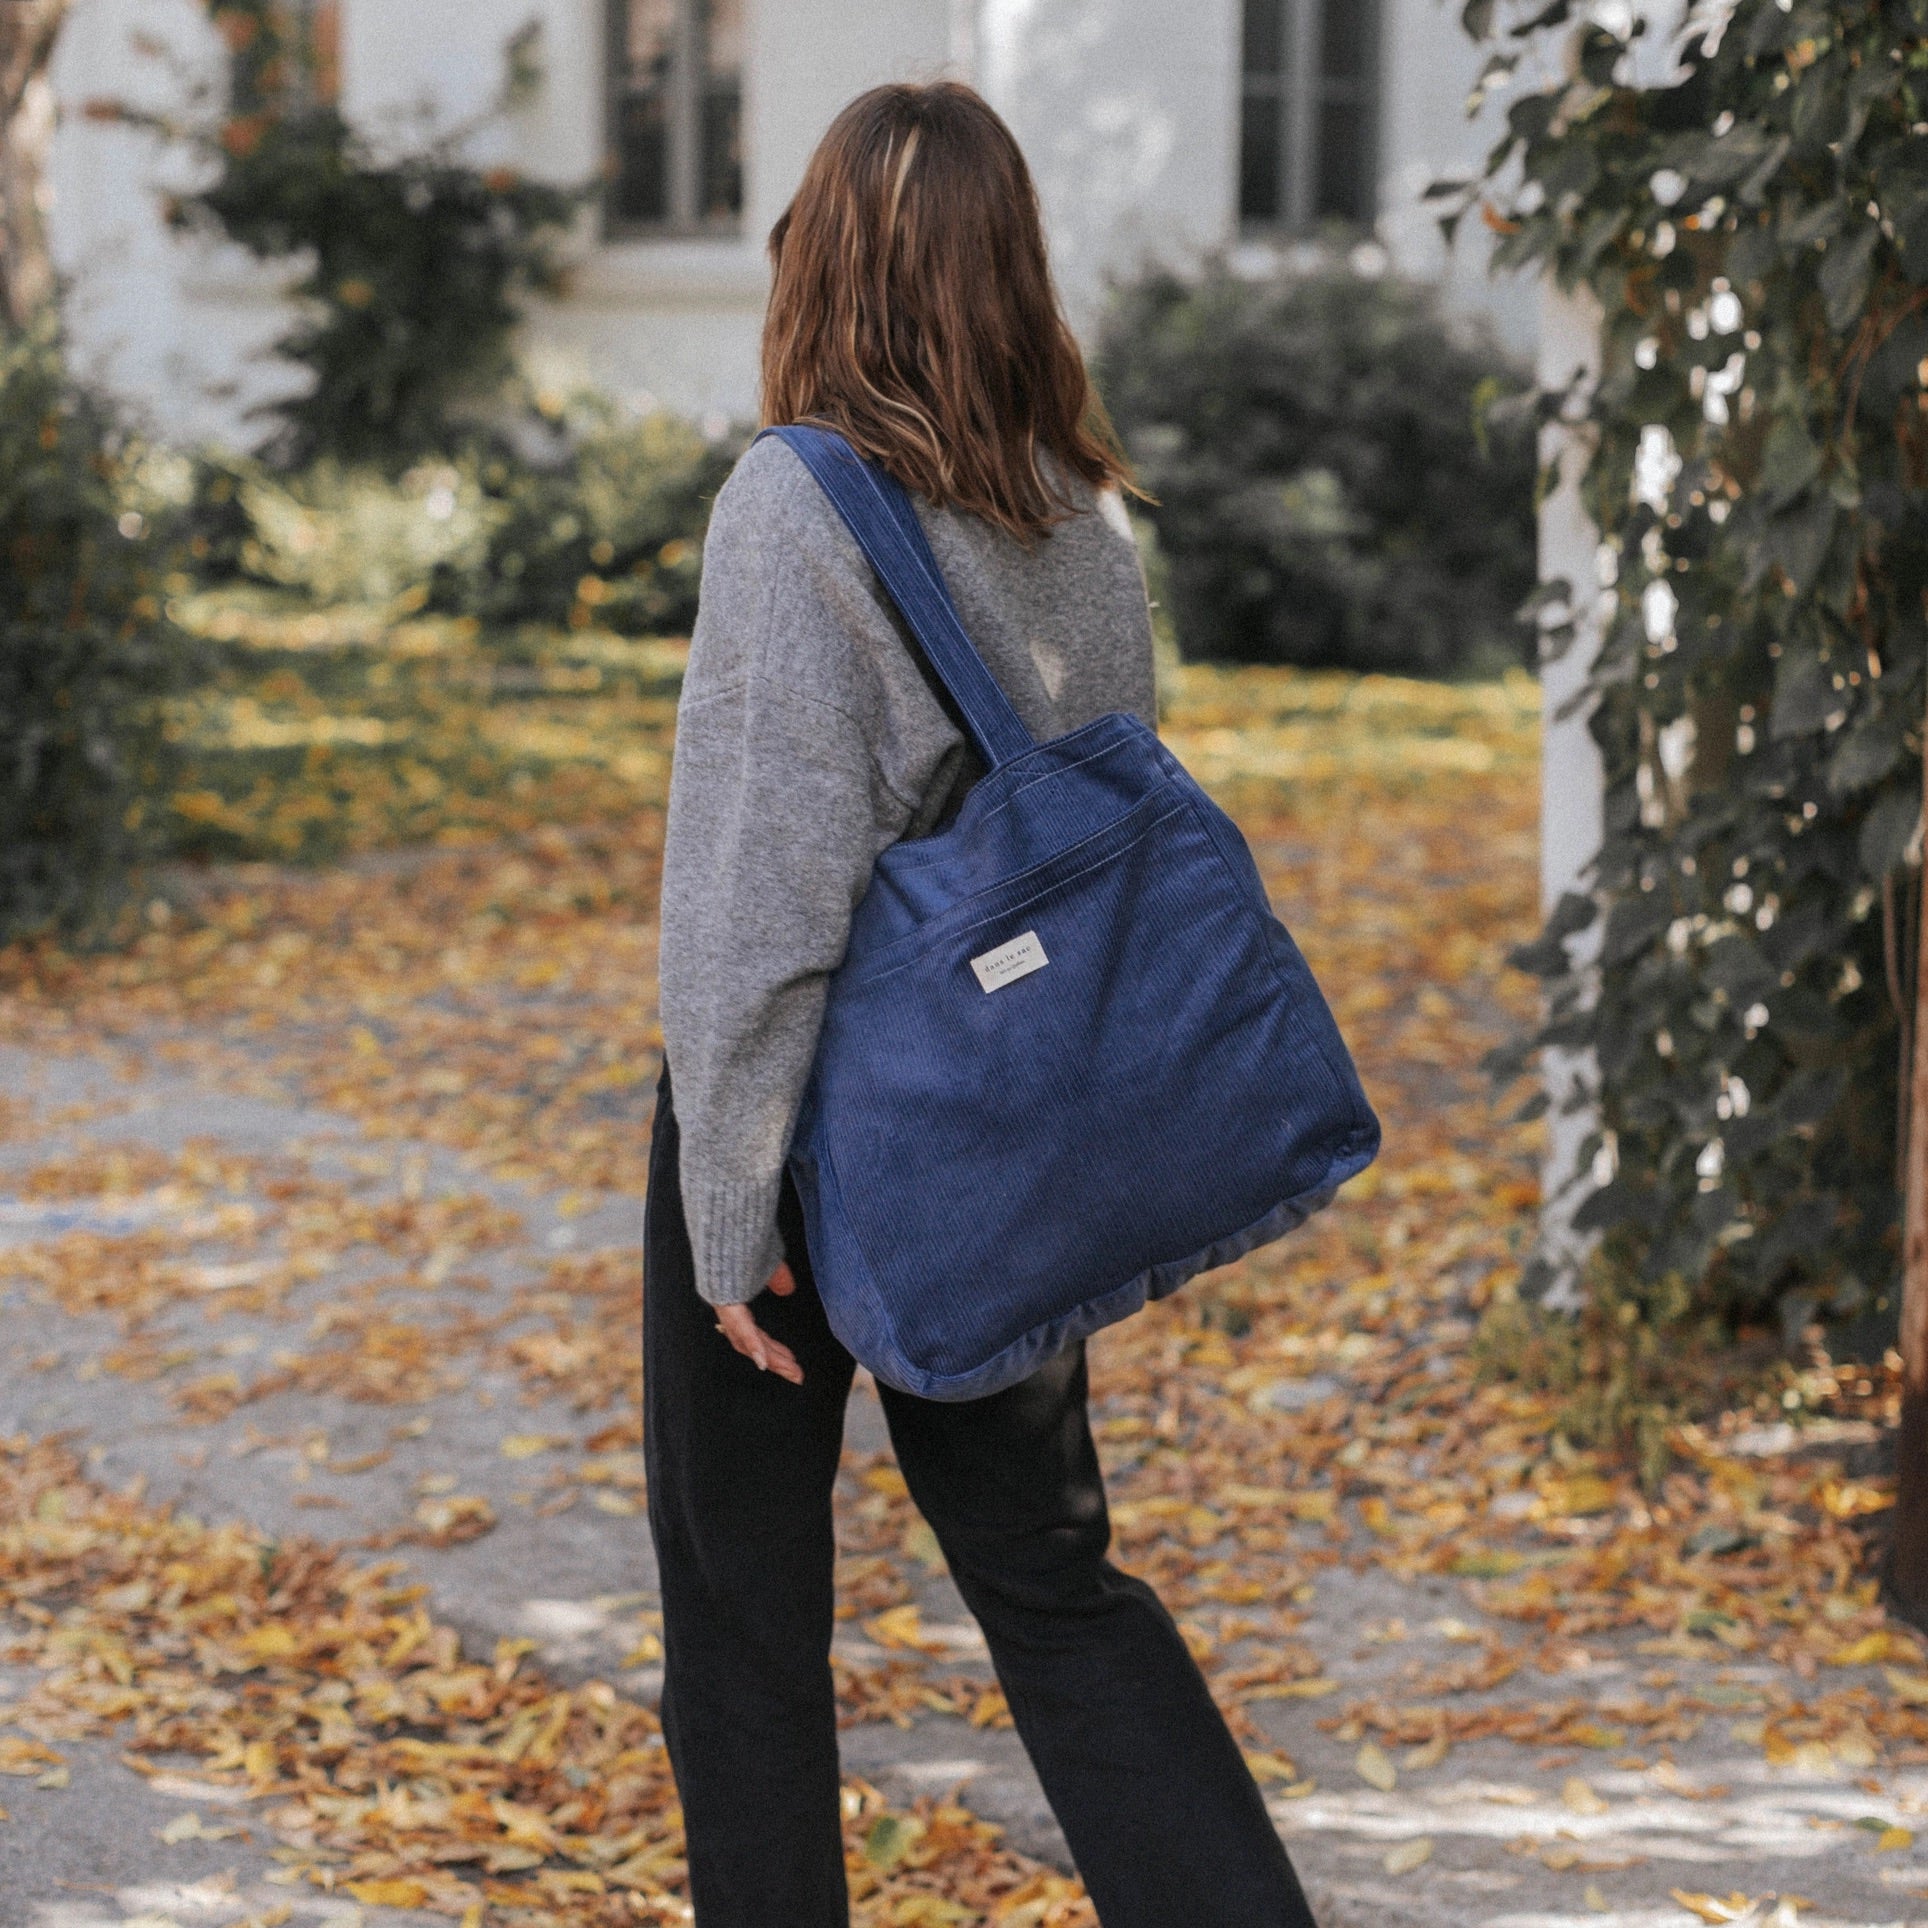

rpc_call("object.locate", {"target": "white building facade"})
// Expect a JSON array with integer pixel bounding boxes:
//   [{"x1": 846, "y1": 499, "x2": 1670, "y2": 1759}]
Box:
[{"x1": 48, "y1": 0, "x2": 1532, "y2": 448}]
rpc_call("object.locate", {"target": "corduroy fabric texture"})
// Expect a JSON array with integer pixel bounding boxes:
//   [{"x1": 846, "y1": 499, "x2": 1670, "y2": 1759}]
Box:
[{"x1": 774, "y1": 427, "x2": 1381, "y2": 1401}]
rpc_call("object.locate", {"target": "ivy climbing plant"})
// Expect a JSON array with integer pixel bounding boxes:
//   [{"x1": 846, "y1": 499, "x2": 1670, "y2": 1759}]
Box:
[{"x1": 1449, "y1": 0, "x2": 1928, "y2": 1334}]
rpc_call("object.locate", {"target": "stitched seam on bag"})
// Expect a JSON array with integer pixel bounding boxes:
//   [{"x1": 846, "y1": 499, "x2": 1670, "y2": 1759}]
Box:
[
  {"x1": 852, "y1": 780, "x2": 1183, "y2": 971},
  {"x1": 869, "y1": 714, "x2": 1147, "y2": 883},
  {"x1": 848, "y1": 793, "x2": 1192, "y2": 986},
  {"x1": 810, "y1": 1137, "x2": 905, "y2": 1380},
  {"x1": 1179, "y1": 784, "x2": 1370, "y2": 1131},
  {"x1": 968, "y1": 716, "x2": 1154, "y2": 835},
  {"x1": 867, "y1": 792, "x2": 1188, "y2": 974}
]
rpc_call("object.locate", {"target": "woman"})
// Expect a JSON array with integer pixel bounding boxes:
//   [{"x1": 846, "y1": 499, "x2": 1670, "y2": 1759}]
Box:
[{"x1": 648, "y1": 81, "x2": 1320, "y2": 1928}]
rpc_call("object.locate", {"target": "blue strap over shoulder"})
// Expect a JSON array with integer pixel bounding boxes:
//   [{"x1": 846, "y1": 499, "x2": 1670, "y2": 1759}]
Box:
[{"x1": 760, "y1": 424, "x2": 1036, "y2": 770}]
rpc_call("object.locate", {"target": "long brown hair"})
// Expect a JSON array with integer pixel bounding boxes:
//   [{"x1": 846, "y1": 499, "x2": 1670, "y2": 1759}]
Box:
[{"x1": 761, "y1": 82, "x2": 1132, "y2": 542}]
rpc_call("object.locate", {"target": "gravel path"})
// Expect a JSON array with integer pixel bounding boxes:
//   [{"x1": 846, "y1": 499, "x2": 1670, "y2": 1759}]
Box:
[{"x1": 1, "y1": 1034, "x2": 1922, "y2": 1928}]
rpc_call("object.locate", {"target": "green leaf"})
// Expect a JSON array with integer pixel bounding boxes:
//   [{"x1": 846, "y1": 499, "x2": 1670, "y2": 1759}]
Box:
[
  {"x1": 863, "y1": 1813, "x2": 924, "y2": 1870},
  {"x1": 1783, "y1": 195, "x2": 1847, "y2": 252},
  {"x1": 1758, "y1": 416, "x2": 1825, "y2": 514},
  {"x1": 1770, "y1": 643, "x2": 1834, "y2": 740},
  {"x1": 1843, "y1": 57, "x2": 1899, "y2": 152},
  {"x1": 1859, "y1": 787, "x2": 1921, "y2": 877},
  {"x1": 1819, "y1": 222, "x2": 1882, "y2": 335},
  {"x1": 1728, "y1": 219, "x2": 1780, "y2": 285},
  {"x1": 1750, "y1": 497, "x2": 1836, "y2": 593},
  {"x1": 1874, "y1": 148, "x2": 1928, "y2": 280},
  {"x1": 1827, "y1": 711, "x2": 1907, "y2": 796},
  {"x1": 1738, "y1": 134, "x2": 1793, "y2": 207},
  {"x1": 1688, "y1": 122, "x2": 1782, "y2": 192},
  {"x1": 1685, "y1": 1522, "x2": 1756, "y2": 1558}
]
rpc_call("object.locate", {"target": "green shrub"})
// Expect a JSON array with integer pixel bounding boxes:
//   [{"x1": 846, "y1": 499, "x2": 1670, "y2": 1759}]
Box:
[
  {"x1": 0, "y1": 327, "x2": 191, "y2": 939},
  {"x1": 431, "y1": 411, "x2": 741, "y2": 637},
  {"x1": 181, "y1": 408, "x2": 738, "y2": 639},
  {"x1": 190, "y1": 454, "x2": 496, "y2": 607},
  {"x1": 1097, "y1": 259, "x2": 1537, "y2": 677}
]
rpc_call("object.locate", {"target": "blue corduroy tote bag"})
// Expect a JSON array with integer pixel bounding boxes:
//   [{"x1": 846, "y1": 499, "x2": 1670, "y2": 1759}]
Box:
[{"x1": 771, "y1": 425, "x2": 1380, "y2": 1401}]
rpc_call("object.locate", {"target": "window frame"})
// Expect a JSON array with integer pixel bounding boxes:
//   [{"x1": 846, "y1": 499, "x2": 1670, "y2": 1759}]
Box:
[
  {"x1": 1238, "y1": 0, "x2": 1382, "y2": 235},
  {"x1": 603, "y1": 0, "x2": 744, "y2": 241}
]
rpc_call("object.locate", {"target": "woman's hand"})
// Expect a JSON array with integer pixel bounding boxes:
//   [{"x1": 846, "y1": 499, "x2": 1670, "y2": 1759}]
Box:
[{"x1": 715, "y1": 1261, "x2": 804, "y2": 1383}]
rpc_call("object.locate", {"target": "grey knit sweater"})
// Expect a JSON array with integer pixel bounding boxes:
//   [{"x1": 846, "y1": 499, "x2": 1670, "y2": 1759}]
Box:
[{"x1": 658, "y1": 434, "x2": 1156, "y2": 1307}]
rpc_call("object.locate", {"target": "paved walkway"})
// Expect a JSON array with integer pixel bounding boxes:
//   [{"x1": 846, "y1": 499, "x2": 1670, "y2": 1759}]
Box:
[{"x1": 0, "y1": 784, "x2": 1921, "y2": 1925}]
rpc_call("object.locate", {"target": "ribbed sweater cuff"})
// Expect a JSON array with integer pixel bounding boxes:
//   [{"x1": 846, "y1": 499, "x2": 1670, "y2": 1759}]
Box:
[{"x1": 685, "y1": 1169, "x2": 788, "y2": 1307}]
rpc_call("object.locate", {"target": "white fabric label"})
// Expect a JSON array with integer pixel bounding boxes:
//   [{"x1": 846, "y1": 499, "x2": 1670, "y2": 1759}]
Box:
[{"x1": 971, "y1": 929, "x2": 1049, "y2": 994}]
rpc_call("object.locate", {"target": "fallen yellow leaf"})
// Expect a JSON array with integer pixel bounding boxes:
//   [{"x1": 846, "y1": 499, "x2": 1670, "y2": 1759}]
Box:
[
  {"x1": 1538, "y1": 1474, "x2": 1617, "y2": 1517},
  {"x1": 156, "y1": 1810, "x2": 242, "y2": 1844},
  {"x1": 346, "y1": 1879, "x2": 431, "y2": 1906},
  {"x1": 1355, "y1": 1741, "x2": 1397, "y2": 1792},
  {"x1": 1383, "y1": 1837, "x2": 1433, "y2": 1875},
  {"x1": 1562, "y1": 1775, "x2": 1610, "y2": 1816},
  {"x1": 235, "y1": 1622, "x2": 300, "y2": 1663},
  {"x1": 865, "y1": 1605, "x2": 944, "y2": 1655},
  {"x1": 1831, "y1": 1630, "x2": 1904, "y2": 1666},
  {"x1": 1670, "y1": 1894, "x2": 1759, "y2": 1924},
  {"x1": 0, "y1": 1738, "x2": 61, "y2": 1776}
]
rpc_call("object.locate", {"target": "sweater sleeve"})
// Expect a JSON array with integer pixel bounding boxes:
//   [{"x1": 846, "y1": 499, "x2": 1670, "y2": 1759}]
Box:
[{"x1": 656, "y1": 444, "x2": 955, "y2": 1306}]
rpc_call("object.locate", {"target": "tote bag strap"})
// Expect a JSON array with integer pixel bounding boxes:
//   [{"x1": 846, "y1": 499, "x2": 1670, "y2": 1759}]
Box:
[{"x1": 761, "y1": 425, "x2": 1035, "y2": 771}]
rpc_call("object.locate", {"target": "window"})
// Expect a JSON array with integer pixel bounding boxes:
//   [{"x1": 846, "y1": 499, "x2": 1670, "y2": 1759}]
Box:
[
  {"x1": 1239, "y1": 0, "x2": 1378, "y2": 230},
  {"x1": 607, "y1": 0, "x2": 744, "y2": 236}
]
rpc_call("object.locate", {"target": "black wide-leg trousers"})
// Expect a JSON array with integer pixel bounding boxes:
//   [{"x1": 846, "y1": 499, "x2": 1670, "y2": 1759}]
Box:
[{"x1": 643, "y1": 1074, "x2": 1319, "y2": 1928}]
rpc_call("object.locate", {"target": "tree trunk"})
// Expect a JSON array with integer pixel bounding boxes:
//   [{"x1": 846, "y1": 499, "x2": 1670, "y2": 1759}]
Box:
[
  {"x1": 1891, "y1": 696, "x2": 1928, "y2": 1624},
  {"x1": 0, "y1": 0, "x2": 72, "y2": 331}
]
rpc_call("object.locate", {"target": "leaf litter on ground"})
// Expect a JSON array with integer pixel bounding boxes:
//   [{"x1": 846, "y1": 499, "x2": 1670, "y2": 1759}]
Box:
[{"x1": 0, "y1": 631, "x2": 1919, "y2": 1915}]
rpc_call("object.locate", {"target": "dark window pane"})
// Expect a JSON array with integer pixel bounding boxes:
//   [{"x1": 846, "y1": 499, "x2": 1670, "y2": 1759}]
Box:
[
  {"x1": 698, "y1": 0, "x2": 743, "y2": 220},
  {"x1": 614, "y1": 92, "x2": 671, "y2": 224},
  {"x1": 1239, "y1": 85, "x2": 1283, "y2": 222},
  {"x1": 1320, "y1": 0, "x2": 1373, "y2": 82},
  {"x1": 610, "y1": 0, "x2": 674, "y2": 227},
  {"x1": 700, "y1": 86, "x2": 742, "y2": 219},
  {"x1": 1315, "y1": 98, "x2": 1373, "y2": 222},
  {"x1": 608, "y1": 0, "x2": 742, "y2": 232},
  {"x1": 1242, "y1": 0, "x2": 1286, "y2": 78}
]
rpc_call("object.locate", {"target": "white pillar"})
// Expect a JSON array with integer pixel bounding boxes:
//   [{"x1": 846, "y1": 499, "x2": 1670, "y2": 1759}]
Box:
[{"x1": 1535, "y1": 276, "x2": 1606, "y2": 1307}]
